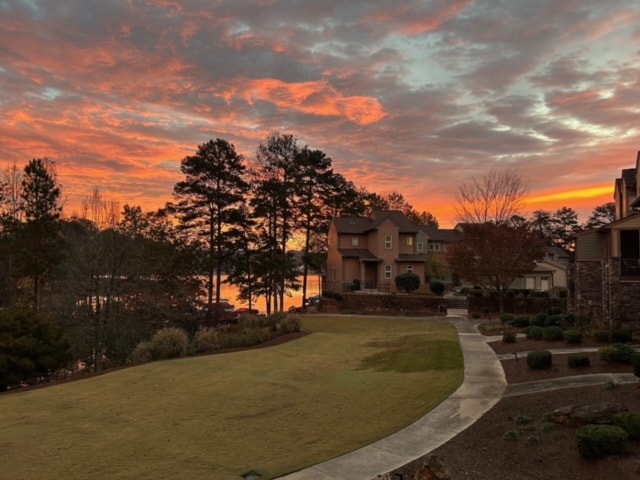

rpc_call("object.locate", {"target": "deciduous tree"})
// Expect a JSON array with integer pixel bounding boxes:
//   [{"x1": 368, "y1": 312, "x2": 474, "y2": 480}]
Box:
[
  {"x1": 585, "y1": 202, "x2": 616, "y2": 229},
  {"x1": 446, "y1": 223, "x2": 545, "y2": 312}
]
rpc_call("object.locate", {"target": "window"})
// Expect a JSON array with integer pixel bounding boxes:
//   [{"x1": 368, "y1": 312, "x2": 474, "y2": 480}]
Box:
[
  {"x1": 384, "y1": 234, "x2": 392, "y2": 249},
  {"x1": 429, "y1": 243, "x2": 441, "y2": 251},
  {"x1": 406, "y1": 265, "x2": 413, "y2": 273},
  {"x1": 351, "y1": 236, "x2": 359, "y2": 247},
  {"x1": 417, "y1": 242, "x2": 424, "y2": 252},
  {"x1": 621, "y1": 229, "x2": 640, "y2": 275},
  {"x1": 406, "y1": 237, "x2": 413, "y2": 247},
  {"x1": 384, "y1": 264, "x2": 392, "y2": 279}
]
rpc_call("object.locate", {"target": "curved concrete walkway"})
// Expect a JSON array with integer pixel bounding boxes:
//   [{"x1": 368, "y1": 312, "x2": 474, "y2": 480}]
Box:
[{"x1": 277, "y1": 316, "x2": 506, "y2": 480}]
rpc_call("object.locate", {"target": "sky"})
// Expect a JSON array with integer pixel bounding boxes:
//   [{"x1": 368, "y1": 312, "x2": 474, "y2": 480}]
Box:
[{"x1": 1, "y1": 0, "x2": 639, "y2": 228}]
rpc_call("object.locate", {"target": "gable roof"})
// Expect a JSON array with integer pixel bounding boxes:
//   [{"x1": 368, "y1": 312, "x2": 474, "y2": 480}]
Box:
[
  {"x1": 420, "y1": 225, "x2": 463, "y2": 243},
  {"x1": 332, "y1": 210, "x2": 419, "y2": 234}
]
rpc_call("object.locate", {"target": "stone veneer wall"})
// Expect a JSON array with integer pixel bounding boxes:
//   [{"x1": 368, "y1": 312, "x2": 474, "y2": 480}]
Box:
[
  {"x1": 572, "y1": 260, "x2": 604, "y2": 326},
  {"x1": 605, "y1": 259, "x2": 640, "y2": 327},
  {"x1": 320, "y1": 293, "x2": 446, "y2": 316},
  {"x1": 467, "y1": 296, "x2": 566, "y2": 315}
]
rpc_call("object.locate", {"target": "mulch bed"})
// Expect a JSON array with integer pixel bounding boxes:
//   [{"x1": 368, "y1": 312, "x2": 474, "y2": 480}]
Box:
[{"x1": 386, "y1": 325, "x2": 640, "y2": 480}]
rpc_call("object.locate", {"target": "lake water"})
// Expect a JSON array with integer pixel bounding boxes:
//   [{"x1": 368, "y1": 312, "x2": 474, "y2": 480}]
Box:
[{"x1": 219, "y1": 274, "x2": 322, "y2": 313}]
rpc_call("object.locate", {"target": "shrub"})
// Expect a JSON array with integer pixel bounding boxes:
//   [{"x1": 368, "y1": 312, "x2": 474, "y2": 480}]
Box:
[
  {"x1": 614, "y1": 412, "x2": 640, "y2": 440},
  {"x1": 612, "y1": 328, "x2": 633, "y2": 344},
  {"x1": 576, "y1": 424, "x2": 628, "y2": 460},
  {"x1": 521, "y1": 289, "x2": 530, "y2": 297},
  {"x1": 277, "y1": 314, "x2": 301, "y2": 334},
  {"x1": 532, "y1": 290, "x2": 550, "y2": 298},
  {"x1": 558, "y1": 289, "x2": 568, "y2": 299},
  {"x1": 549, "y1": 306, "x2": 564, "y2": 315},
  {"x1": 530, "y1": 313, "x2": 547, "y2": 327},
  {"x1": 500, "y1": 313, "x2": 515, "y2": 325},
  {"x1": 130, "y1": 341, "x2": 153, "y2": 364},
  {"x1": 429, "y1": 281, "x2": 445, "y2": 296},
  {"x1": 502, "y1": 331, "x2": 517, "y2": 343},
  {"x1": 568, "y1": 354, "x2": 590, "y2": 368},
  {"x1": 545, "y1": 314, "x2": 565, "y2": 327},
  {"x1": 632, "y1": 352, "x2": 640, "y2": 378},
  {"x1": 543, "y1": 326, "x2": 565, "y2": 341},
  {"x1": 193, "y1": 327, "x2": 220, "y2": 353},
  {"x1": 599, "y1": 344, "x2": 636, "y2": 364},
  {"x1": 525, "y1": 325, "x2": 544, "y2": 340},
  {"x1": 148, "y1": 328, "x2": 189, "y2": 360},
  {"x1": 527, "y1": 350, "x2": 552, "y2": 369},
  {"x1": 594, "y1": 330, "x2": 612, "y2": 343},
  {"x1": 239, "y1": 313, "x2": 272, "y2": 330},
  {"x1": 564, "y1": 329, "x2": 582, "y2": 344},
  {"x1": 395, "y1": 272, "x2": 421, "y2": 293},
  {"x1": 513, "y1": 315, "x2": 530, "y2": 328}
]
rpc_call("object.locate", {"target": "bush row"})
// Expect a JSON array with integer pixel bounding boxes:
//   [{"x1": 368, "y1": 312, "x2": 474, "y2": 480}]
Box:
[{"x1": 130, "y1": 313, "x2": 301, "y2": 364}]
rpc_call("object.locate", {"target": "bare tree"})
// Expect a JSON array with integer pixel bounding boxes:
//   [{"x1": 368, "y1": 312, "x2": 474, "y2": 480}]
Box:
[{"x1": 455, "y1": 169, "x2": 527, "y2": 224}]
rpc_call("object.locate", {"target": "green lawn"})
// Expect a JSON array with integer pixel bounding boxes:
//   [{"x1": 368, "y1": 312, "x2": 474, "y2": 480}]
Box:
[{"x1": 0, "y1": 315, "x2": 463, "y2": 480}]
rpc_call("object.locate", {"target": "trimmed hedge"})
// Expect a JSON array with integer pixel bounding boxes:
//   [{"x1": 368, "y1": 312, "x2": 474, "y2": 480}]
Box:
[
  {"x1": 513, "y1": 315, "x2": 530, "y2": 328},
  {"x1": 526, "y1": 325, "x2": 544, "y2": 340},
  {"x1": 568, "y1": 354, "x2": 590, "y2": 368},
  {"x1": 543, "y1": 326, "x2": 565, "y2": 341},
  {"x1": 598, "y1": 344, "x2": 636, "y2": 364},
  {"x1": 632, "y1": 352, "x2": 640, "y2": 378},
  {"x1": 502, "y1": 331, "x2": 517, "y2": 343},
  {"x1": 527, "y1": 350, "x2": 552, "y2": 370},
  {"x1": 614, "y1": 412, "x2": 640, "y2": 441},
  {"x1": 576, "y1": 424, "x2": 628, "y2": 460},
  {"x1": 564, "y1": 329, "x2": 583, "y2": 344}
]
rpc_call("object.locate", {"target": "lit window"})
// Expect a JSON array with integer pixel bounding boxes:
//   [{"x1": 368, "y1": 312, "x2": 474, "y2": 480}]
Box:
[
  {"x1": 352, "y1": 237, "x2": 359, "y2": 247},
  {"x1": 385, "y1": 264, "x2": 392, "y2": 279},
  {"x1": 384, "y1": 234, "x2": 392, "y2": 249},
  {"x1": 406, "y1": 265, "x2": 413, "y2": 273},
  {"x1": 406, "y1": 237, "x2": 413, "y2": 246}
]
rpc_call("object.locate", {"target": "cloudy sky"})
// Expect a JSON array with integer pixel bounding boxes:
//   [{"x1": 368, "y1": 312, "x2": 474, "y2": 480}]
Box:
[{"x1": 1, "y1": 0, "x2": 639, "y2": 227}]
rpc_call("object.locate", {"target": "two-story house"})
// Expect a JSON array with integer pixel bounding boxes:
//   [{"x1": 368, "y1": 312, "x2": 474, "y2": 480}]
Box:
[
  {"x1": 572, "y1": 151, "x2": 640, "y2": 326},
  {"x1": 325, "y1": 210, "x2": 426, "y2": 293}
]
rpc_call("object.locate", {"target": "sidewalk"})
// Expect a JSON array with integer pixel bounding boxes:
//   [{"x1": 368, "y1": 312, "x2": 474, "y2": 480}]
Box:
[{"x1": 276, "y1": 316, "x2": 506, "y2": 480}]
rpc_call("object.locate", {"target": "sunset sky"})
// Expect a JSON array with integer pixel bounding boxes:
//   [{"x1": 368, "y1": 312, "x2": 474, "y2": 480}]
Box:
[{"x1": 1, "y1": 0, "x2": 639, "y2": 227}]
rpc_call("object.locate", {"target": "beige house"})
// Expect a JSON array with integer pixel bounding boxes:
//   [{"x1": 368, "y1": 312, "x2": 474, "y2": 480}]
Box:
[
  {"x1": 325, "y1": 210, "x2": 426, "y2": 293},
  {"x1": 572, "y1": 151, "x2": 640, "y2": 325}
]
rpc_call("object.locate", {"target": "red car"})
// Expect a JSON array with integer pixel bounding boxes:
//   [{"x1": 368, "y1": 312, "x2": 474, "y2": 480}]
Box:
[{"x1": 230, "y1": 307, "x2": 260, "y2": 320}]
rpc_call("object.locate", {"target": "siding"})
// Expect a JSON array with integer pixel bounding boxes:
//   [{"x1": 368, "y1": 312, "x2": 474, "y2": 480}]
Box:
[{"x1": 576, "y1": 231, "x2": 606, "y2": 260}]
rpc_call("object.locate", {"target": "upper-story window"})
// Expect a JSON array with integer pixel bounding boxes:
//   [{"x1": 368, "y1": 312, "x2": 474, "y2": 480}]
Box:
[
  {"x1": 384, "y1": 234, "x2": 392, "y2": 249},
  {"x1": 417, "y1": 242, "x2": 424, "y2": 252},
  {"x1": 352, "y1": 237, "x2": 359, "y2": 247},
  {"x1": 406, "y1": 237, "x2": 413, "y2": 247},
  {"x1": 429, "y1": 243, "x2": 441, "y2": 251}
]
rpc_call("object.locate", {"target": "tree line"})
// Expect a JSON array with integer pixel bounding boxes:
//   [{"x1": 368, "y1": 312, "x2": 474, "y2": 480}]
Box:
[{"x1": 0, "y1": 132, "x2": 438, "y2": 384}]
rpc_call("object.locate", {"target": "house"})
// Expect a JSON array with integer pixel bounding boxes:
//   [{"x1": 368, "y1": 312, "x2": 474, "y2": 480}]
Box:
[
  {"x1": 420, "y1": 225, "x2": 463, "y2": 286},
  {"x1": 509, "y1": 252, "x2": 568, "y2": 292},
  {"x1": 325, "y1": 210, "x2": 426, "y2": 293},
  {"x1": 572, "y1": 151, "x2": 640, "y2": 326}
]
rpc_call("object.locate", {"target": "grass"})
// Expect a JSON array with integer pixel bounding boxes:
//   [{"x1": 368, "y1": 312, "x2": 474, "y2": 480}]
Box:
[{"x1": 0, "y1": 315, "x2": 463, "y2": 480}]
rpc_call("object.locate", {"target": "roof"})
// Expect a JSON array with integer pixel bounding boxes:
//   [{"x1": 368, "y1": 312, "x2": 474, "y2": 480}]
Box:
[
  {"x1": 397, "y1": 253, "x2": 427, "y2": 262},
  {"x1": 337, "y1": 248, "x2": 382, "y2": 262},
  {"x1": 621, "y1": 168, "x2": 637, "y2": 189},
  {"x1": 332, "y1": 210, "x2": 420, "y2": 234},
  {"x1": 420, "y1": 225, "x2": 463, "y2": 243}
]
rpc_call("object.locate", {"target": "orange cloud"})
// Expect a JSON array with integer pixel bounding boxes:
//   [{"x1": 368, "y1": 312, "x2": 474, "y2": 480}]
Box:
[{"x1": 225, "y1": 78, "x2": 387, "y2": 125}]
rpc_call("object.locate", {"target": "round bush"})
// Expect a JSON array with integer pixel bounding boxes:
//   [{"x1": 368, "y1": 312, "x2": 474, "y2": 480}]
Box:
[
  {"x1": 599, "y1": 344, "x2": 636, "y2": 364},
  {"x1": 502, "y1": 331, "x2": 517, "y2": 343},
  {"x1": 531, "y1": 313, "x2": 547, "y2": 327},
  {"x1": 544, "y1": 314, "x2": 565, "y2": 327},
  {"x1": 130, "y1": 341, "x2": 153, "y2": 364},
  {"x1": 568, "y1": 354, "x2": 590, "y2": 368},
  {"x1": 193, "y1": 327, "x2": 220, "y2": 353},
  {"x1": 429, "y1": 281, "x2": 445, "y2": 296},
  {"x1": 576, "y1": 424, "x2": 628, "y2": 460},
  {"x1": 395, "y1": 272, "x2": 421, "y2": 293},
  {"x1": 149, "y1": 327, "x2": 189, "y2": 360},
  {"x1": 527, "y1": 350, "x2": 552, "y2": 370},
  {"x1": 614, "y1": 412, "x2": 640, "y2": 440},
  {"x1": 612, "y1": 328, "x2": 633, "y2": 344},
  {"x1": 632, "y1": 352, "x2": 640, "y2": 378},
  {"x1": 564, "y1": 329, "x2": 583, "y2": 344},
  {"x1": 513, "y1": 315, "x2": 530, "y2": 328},
  {"x1": 543, "y1": 326, "x2": 565, "y2": 341},
  {"x1": 526, "y1": 325, "x2": 544, "y2": 340},
  {"x1": 500, "y1": 313, "x2": 515, "y2": 325}
]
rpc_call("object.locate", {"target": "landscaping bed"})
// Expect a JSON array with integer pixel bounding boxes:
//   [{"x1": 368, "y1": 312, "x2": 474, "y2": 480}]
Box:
[{"x1": 385, "y1": 321, "x2": 640, "y2": 480}]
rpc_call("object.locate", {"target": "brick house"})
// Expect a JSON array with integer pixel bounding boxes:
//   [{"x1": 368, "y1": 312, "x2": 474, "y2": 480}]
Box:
[
  {"x1": 325, "y1": 210, "x2": 426, "y2": 293},
  {"x1": 571, "y1": 151, "x2": 640, "y2": 326}
]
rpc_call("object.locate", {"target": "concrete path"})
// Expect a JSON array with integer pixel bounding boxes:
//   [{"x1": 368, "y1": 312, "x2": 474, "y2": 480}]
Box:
[
  {"x1": 276, "y1": 316, "x2": 506, "y2": 480},
  {"x1": 505, "y1": 373, "x2": 637, "y2": 397}
]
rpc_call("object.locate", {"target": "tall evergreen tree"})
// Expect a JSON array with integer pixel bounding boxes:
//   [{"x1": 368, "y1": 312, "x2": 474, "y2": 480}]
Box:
[
  {"x1": 18, "y1": 158, "x2": 63, "y2": 310},
  {"x1": 171, "y1": 139, "x2": 249, "y2": 322}
]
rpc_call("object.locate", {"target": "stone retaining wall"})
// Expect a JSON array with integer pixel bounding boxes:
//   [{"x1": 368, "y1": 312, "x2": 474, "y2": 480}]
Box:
[{"x1": 319, "y1": 293, "x2": 446, "y2": 316}]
